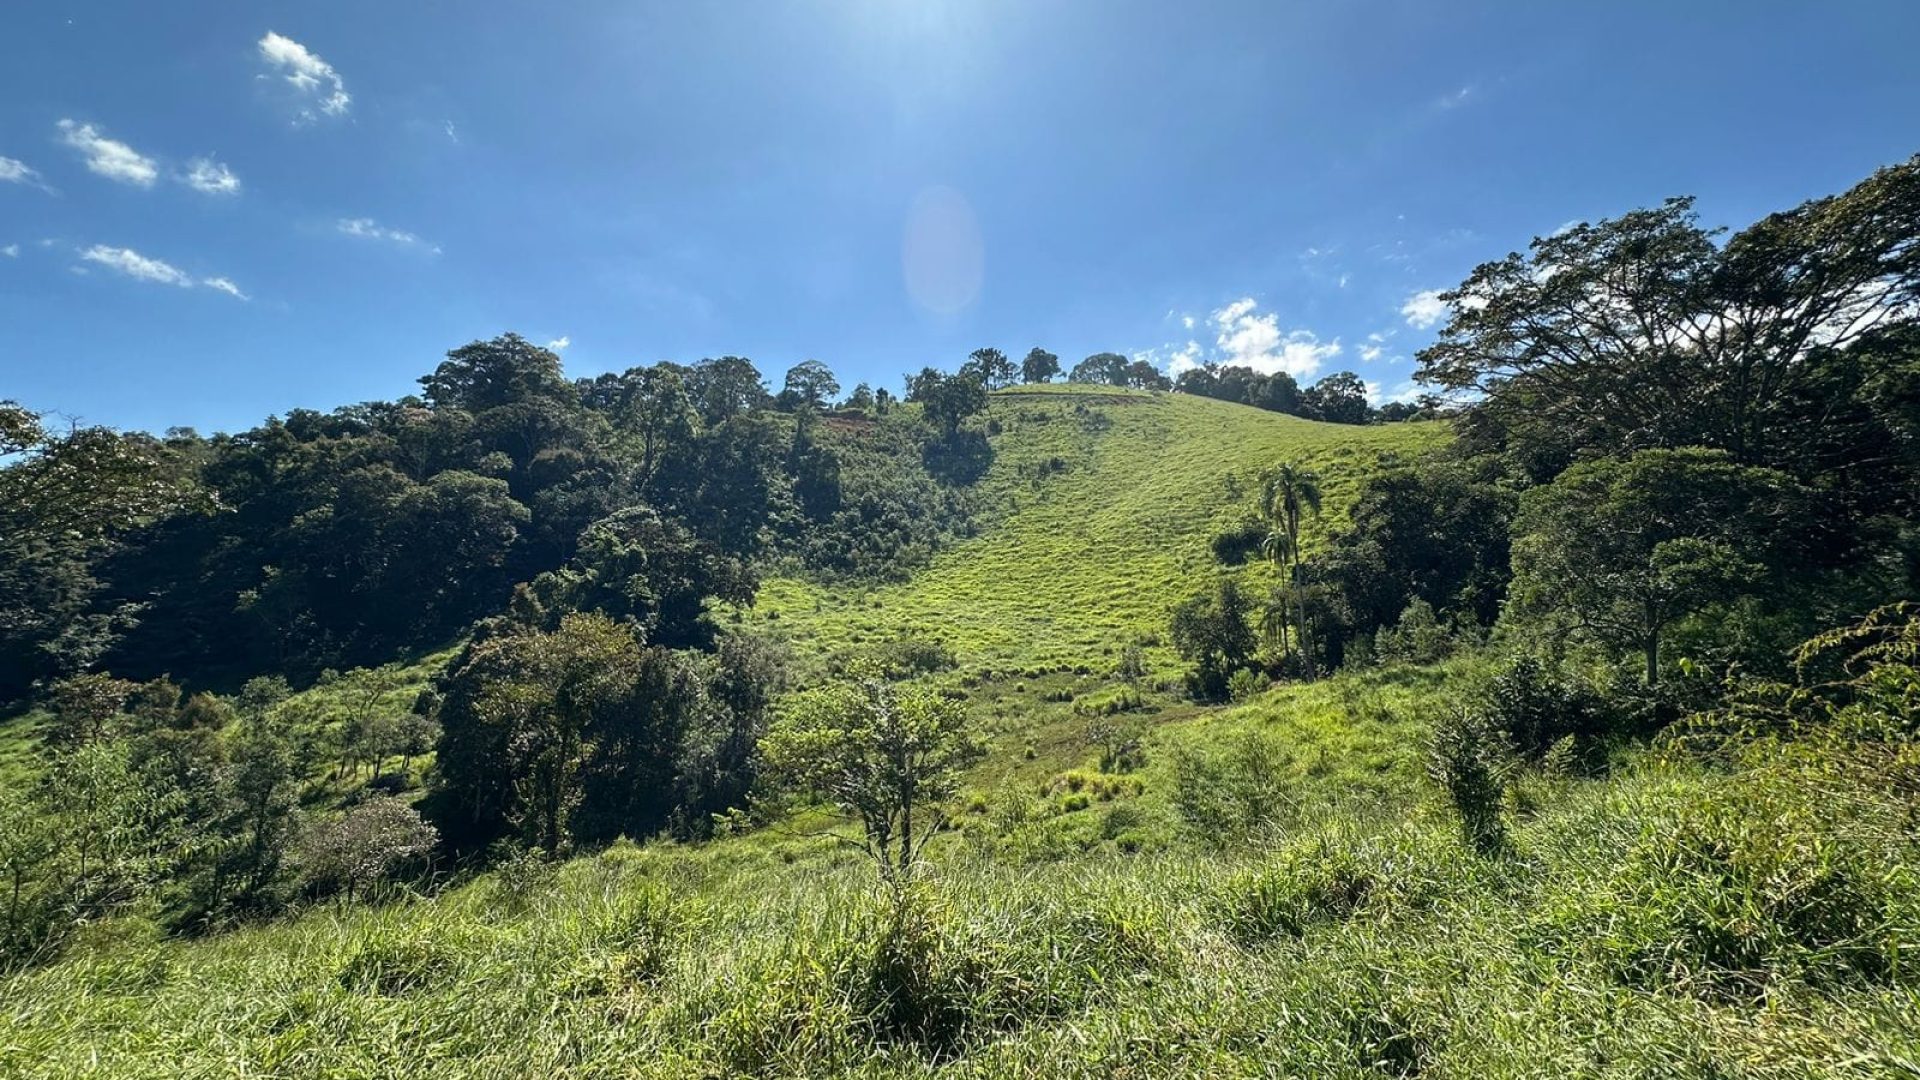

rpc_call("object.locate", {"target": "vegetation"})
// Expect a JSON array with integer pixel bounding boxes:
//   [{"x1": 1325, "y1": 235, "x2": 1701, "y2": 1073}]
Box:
[{"x1": 1, "y1": 153, "x2": 1919, "y2": 1077}]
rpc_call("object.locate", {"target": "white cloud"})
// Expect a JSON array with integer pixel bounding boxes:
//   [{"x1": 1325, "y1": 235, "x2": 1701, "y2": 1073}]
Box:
[
  {"x1": 181, "y1": 157, "x2": 240, "y2": 195},
  {"x1": 1359, "y1": 344, "x2": 1383, "y2": 363},
  {"x1": 545, "y1": 336, "x2": 570, "y2": 352},
  {"x1": 81, "y1": 244, "x2": 193, "y2": 286},
  {"x1": 337, "y1": 217, "x2": 438, "y2": 253},
  {"x1": 1135, "y1": 340, "x2": 1205, "y2": 379},
  {"x1": 1377, "y1": 379, "x2": 1425, "y2": 405},
  {"x1": 1435, "y1": 85, "x2": 1474, "y2": 110},
  {"x1": 1211, "y1": 297, "x2": 1340, "y2": 379},
  {"x1": 1, "y1": 244, "x2": 17, "y2": 258},
  {"x1": 1181, "y1": 314, "x2": 1195, "y2": 330},
  {"x1": 258, "y1": 31, "x2": 351, "y2": 120},
  {"x1": 1400, "y1": 288, "x2": 1448, "y2": 330},
  {"x1": 0, "y1": 156, "x2": 50, "y2": 190},
  {"x1": 78, "y1": 245, "x2": 246, "y2": 299},
  {"x1": 444, "y1": 120, "x2": 459, "y2": 144},
  {"x1": 201, "y1": 276, "x2": 249, "y2": 300},
  {"x1": 56, "y1": 120, "x2": 158, "y2": 186}
]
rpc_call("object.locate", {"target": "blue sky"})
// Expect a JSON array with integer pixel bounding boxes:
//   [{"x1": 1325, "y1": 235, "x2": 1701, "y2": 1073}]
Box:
[{"x1": 3, "y1": 2, "x2": 1917, "y2": 435}]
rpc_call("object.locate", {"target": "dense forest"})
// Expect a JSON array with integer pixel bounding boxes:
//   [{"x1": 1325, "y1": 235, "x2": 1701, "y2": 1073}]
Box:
[{"x1": 1, "y1": 154, "x2": 1918, "y2": 1077}]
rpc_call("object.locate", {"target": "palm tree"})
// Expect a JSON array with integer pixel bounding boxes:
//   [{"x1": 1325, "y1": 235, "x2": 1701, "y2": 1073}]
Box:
[
  {"x1": 1258, "y1": 463, "x2": 1323, "y2": 676},
  {"x1": 1260, "y1": 586, "x2": 1292, "y2": 656}
]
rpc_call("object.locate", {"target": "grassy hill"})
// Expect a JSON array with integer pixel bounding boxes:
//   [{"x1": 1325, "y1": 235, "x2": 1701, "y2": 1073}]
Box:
[
  {"x1": 760, "y1": 386, "x2": 1441, "y2": 679},
  {"x1": 6, "y1": 390, "x2": 1912, "y2": 1077}
]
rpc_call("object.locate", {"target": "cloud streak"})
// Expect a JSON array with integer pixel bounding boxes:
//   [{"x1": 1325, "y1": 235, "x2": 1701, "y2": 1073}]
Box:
[
  {"x1": 259, "y1": 31, "x2": 351, "y2": 121},
  {"x1": 79, "y1": 245, "x2": 247, "y2": 299},
  {"x1": 1400, "y1": 288, "x2": 1447, "y2": 329},
  {"x1": 0, "y1": 156, "x2": 53, "y2": 192},
  {"x1": 57, "y1": 120, "x2": 158, "y2": 186},
  {"x1": 181, "y1": 157, "x2": 241, "y2": 195},
  {"x1": 337, "y1": 217, "x2": 439, "y2": 253}
]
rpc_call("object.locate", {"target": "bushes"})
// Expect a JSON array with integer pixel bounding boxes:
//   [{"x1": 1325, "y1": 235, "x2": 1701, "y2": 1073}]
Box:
[
  {"x1": 1214, "y1": 835, "x2": 1379, "y2": 945},
  {"x1": 1543, "y1": 754, "x2": 1920, "y2": 999},
  {"x1": 295, "y1": 796, "x2": 437, "y2": 901},
  {"x1": 1424, "y1": 708, "x2": 1514, "y2": 855},
  {"x1": 1169, "y1": 731, "x2": 1294, "y2": 845},
  {"x1": 713, "y1": 884, "x2": 1173, "y2": 1069}
]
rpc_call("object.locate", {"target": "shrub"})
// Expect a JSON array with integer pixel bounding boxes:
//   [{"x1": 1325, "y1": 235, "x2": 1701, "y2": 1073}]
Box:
[
  {"x1": 295, "y1": 796, "x2": 438, "y2": 901},
  {"x1": 1214, "y1": 836, "x2": 1379, "y2": 945},
  {"x1": 1424, "y1": 708, "x2": 1514, "y2": 855},
  {"x1": 1373, "y1": 599, "x2": 1456, "y2": 665},
  {"x1": 1085, "y1": 714, "x2": 1145, "y2": 772},
  {"x1": 1226, "y1": 666, "x2": 1266, "y2": 702},
  {"x1": 859, "y1": 633, "x2": 958, "y2": 678},
  {"x1": 1480, "y1": 654, "x2": 1607, "y2": 760},
  {"x1": 1169, "y1": 731, "x2": 1294, "y2": 845},
  {"x1": 1210, "y1": 516, "x2": 1268, "y2": 565},
  {"x1": 337, "y1": 934, "x2": 454, "y2": 995}
]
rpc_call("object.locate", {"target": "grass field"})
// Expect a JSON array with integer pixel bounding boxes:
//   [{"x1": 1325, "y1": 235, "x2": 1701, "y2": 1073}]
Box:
[
  {"x1": 11, "y1": 391, "x2": 1908, "y2": 1077},
  {"x1": 755, "y1": 388, "x2": 1442, "y2": 682},
  {"x1": 6, "y1": 700, "x2": 1914, "y2": 1078}
]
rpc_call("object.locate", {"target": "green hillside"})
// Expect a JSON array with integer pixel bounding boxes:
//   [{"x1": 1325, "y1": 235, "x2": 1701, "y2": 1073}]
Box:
[
  {"x1": 760, "y1": 386, "x2": 1441, "y2": 677},
  {"x1": 9, "y1": 381, "x2": 1918, "y2": 1077}
]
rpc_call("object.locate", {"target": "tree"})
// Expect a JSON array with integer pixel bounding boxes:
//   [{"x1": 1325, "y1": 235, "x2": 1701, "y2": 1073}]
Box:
[
  {"x1": 1069, "y1": 352, "x2": 1129, "y2": 386},
  {"x1": 965, "y1": 348, "x2": 1015, "y2": 390},
  {"x1": 761, "y1": 679, "x2": 984, "y2": 885},
  {"x1": 1302, "y1": 460, "x2": 1514, "y2": 663},
  {"x1": 493, "y1": 613, "x2": 641, "y2": 853},
  {"x1": 687, "y1": 356, "x2": 768, "y2": 425},
  {"x1": 1021, "y1": 348, "x2": 1060, "y2": 384},
  {"x1": 1170, "y1": 578, "x2": 1258, "y2": 701},
  {"x1": 599, "y1": 364, "x2": 698, "y2": 489},
  {"x1": 419, "y1": 334, "x2": 571, "y2": 412},
  {"x1": 780, "y1": 360, "x2": 840, "y2": 411},
  {"x1": 1258, "y1": 464, "x2": 1324, "y2": 676},
  {"x1": 42, "y1": 674, "x2": 136, "y2": 749},
  {"x1": 1510, "y1": 448, "x2": 1796, "y2": 684},
  {"x1": 294, "y1": 796, "x2": 437, "y2": 901},
  {"x1": 1124, "y1": 359, "x2": 1172, "y2": 391},
  {"x1": 1302, "y1": 372, "x2": 1370, "y2": 424},
  {"x1": 215, "y1": 719, "x2": 300, "y2": 906},
  {"x1": 1415, "y1": 156, "x2": 1920, "y2": 470},
  {"x1": 523, "y1": 504, "x2": 754, "y2": 649},
  {"x1": 333, "y1": 665, "x2": 408, "y2": 779},
  {"x1": 912, "y1": 370, "x2": 988, "y2": 436},
  {"x1": 0, "y1": 403, "x2": 205, "y2": 698}
]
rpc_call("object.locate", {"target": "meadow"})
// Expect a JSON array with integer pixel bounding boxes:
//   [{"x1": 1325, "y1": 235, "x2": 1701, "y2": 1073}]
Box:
[{"x1": 4, "y1": 388, "x2": 1914, "y2": 1078}]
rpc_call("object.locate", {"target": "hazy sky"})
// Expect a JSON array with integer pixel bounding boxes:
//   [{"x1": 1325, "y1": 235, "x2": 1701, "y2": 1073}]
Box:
[{"x1": 3, "y1": 1, "x2": 1917, "y2": 433}]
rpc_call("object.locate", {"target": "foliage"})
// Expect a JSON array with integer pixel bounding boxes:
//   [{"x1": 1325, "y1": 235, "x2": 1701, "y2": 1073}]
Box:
[
  {"x1": 0, "y1": 402, "x2": 207, "y2": 698},
  {"x1": 294, "y1": 796, "x2": 437, "y2": 901},
  {"x1": 1417, "y1": 155, "x2": 1920, "y2": 475},
  {"x1": 1424, "y1": 707, "x2": 1514, "y2": 855},
  {"x1": 1511, "y1": 448, "x2": 1799, "y2": 684},
  {"x1": 428, "y1": 614, "x2": 781, "y2": 853},
  {"x1": 761, "y1": 679, "x2": 985, "y2": 883},
  {"x1": 1019, "y1": 348, "x2": 1060, "y2": 385},
  {"x1": 1170, "y1": 578, "x2": 1258, "y2": 701}
]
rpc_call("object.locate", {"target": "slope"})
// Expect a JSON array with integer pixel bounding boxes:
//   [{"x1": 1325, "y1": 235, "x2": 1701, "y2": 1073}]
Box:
[{"x1": 757, "y1": 386, "x2": 1444, "y2": 679}]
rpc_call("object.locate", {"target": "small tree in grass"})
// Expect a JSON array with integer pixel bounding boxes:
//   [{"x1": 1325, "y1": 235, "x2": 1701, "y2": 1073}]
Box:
[
  {"x1": 761, "y1": 680, "x2": 985, "y2": 886},
  {"x1": 296, "y1": 796, "x2": 437, "y2": 901}
]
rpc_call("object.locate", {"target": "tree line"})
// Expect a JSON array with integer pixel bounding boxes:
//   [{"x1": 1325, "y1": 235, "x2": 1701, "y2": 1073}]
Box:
[{"x1": 1175, "y1": 154, "x2": 1920, "y2": 713}]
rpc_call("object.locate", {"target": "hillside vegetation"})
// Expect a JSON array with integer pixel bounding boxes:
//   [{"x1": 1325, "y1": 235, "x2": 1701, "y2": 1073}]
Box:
[
  {"x1": 759, "y1": 387, "x2": 1440, "y2": 678},
  {"x1": 3, "y1": 155, "x2": 1920, "y2": 1078}
]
